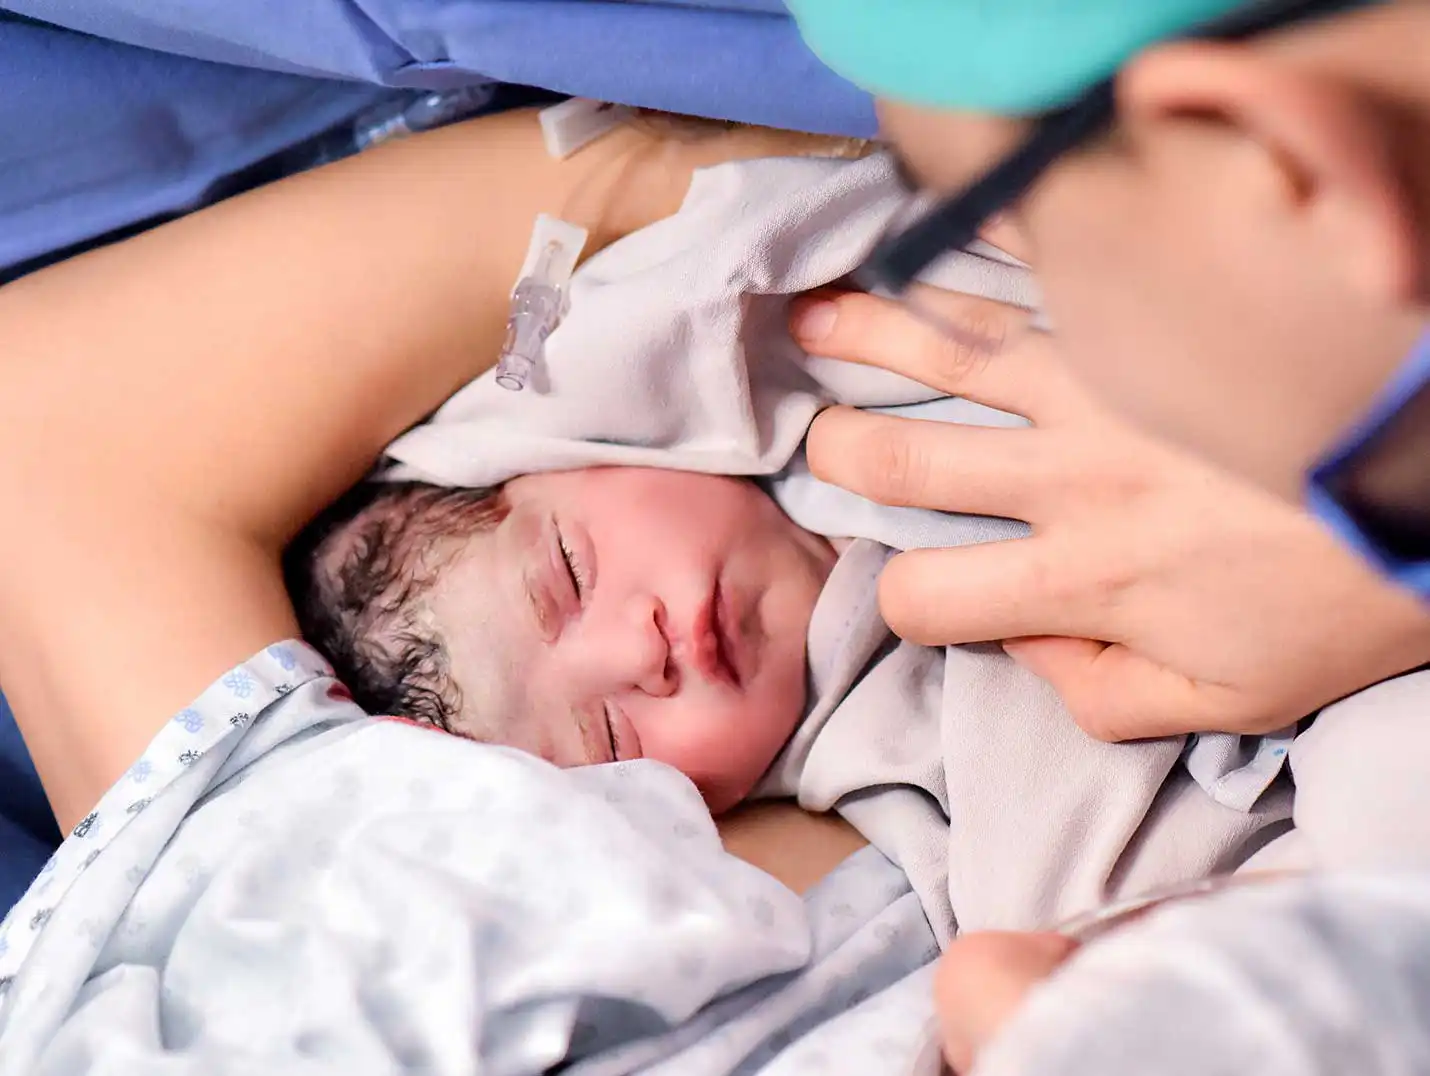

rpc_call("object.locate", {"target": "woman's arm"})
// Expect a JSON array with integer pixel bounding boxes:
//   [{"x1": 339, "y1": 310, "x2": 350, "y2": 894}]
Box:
[{"x1": 0, "y1": 108, "x2": 834, "y2": 830}]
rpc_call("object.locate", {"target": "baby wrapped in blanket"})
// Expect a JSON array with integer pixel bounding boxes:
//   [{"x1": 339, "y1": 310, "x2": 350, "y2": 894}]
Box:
[{"x1": 291, "y1": 152, "x2": 1333, "y2": 942}]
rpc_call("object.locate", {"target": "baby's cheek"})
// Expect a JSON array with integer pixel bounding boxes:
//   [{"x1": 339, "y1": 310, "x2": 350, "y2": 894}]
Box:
[
  {"x1": 633, "y1": 696, "x2": 796, "y2": 815},
  {"x1": 729, "y1": 674, "x2": 809, "y2": 787},
  {"x1": 643, "y1": 710, "x2": 745, "y2": 781}
]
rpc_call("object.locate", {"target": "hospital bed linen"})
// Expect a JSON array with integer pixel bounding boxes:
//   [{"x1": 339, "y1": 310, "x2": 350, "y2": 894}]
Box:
[{"x1": 0, "y1": 643, "x2": 938, "y2": 1073}]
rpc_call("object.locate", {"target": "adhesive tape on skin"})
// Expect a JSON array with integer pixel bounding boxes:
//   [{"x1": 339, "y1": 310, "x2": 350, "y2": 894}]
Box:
[
  {"x1": 539, "y1": 98, "x2": 635, "y2": 159},
  {"x1": 518, "y1": 215, "x2": 588, "y2": 288}
]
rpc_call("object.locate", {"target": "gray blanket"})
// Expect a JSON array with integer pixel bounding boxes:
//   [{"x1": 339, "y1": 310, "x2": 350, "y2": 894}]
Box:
[{"x1": 387, "y1": 152, "x2": 1323, "y2": 942}]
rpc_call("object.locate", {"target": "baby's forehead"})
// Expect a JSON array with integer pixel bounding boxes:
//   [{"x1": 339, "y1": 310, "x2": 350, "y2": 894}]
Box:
[{"x1": 424, "y1": 548, "x2": 529, "y2": 737}]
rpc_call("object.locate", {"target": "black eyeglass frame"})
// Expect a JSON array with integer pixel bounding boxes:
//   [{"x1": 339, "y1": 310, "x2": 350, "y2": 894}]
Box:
[{"x1": 855, "y1": 0, "x2": 1379, "y2": 296}]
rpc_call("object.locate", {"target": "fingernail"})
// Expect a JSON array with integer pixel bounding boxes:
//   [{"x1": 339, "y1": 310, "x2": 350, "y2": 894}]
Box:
[{"x1": 791, "y1": 299, "x2": 837, "y2": 343}]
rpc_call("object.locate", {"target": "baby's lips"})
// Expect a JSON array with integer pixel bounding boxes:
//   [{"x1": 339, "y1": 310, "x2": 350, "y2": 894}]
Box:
[
  {"x1": 692, "y1": 585, "x2": 740, "y2": 689},
  {"x1": 719, "y1": 576, "x2": 765, "y2": 690}
]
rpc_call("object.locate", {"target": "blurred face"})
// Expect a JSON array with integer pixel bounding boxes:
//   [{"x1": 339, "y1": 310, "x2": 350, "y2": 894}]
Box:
[
  {"x1": 879, "y1": 29, "x2": 1428, "y2": 501},
  {"x1": 428, "y1": 467, "x2": 836, "y2": 813}
]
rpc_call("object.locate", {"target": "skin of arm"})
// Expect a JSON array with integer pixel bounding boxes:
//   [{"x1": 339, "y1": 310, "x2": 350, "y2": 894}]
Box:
[
  {"x1": 716, "y1": 802, "x2": 868, "y2": 894},
  {"x1": 0, "y1": 108, "x2": 852, "y2": 834}
]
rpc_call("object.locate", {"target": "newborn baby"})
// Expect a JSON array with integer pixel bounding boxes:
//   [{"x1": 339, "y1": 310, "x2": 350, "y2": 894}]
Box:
[{"x1": 288, "y1": 466, "x2": 836, "y2": 812}]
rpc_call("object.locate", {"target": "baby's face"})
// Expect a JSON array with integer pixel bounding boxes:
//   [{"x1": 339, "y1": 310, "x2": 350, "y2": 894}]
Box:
[{"x1": 429, "y1": 467, "x2": 836, "y2": 812}]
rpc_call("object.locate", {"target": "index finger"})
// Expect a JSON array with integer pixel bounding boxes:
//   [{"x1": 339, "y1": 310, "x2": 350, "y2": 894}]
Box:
[
  {"x1": 806, "y1": 407, "x2": 1073, "y2": 522},
  {"x1": 789, "y1": 289, "x2": 1072, "y2": 422},
  {"x1": 877, "y1": 538, "x2": 1105, "y2": 646}
]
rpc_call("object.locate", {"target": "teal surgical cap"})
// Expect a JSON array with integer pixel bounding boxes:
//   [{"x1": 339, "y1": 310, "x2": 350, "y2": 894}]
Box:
[{"x1": 787, "y1": 0, "x2": 1250, "y2": 115}]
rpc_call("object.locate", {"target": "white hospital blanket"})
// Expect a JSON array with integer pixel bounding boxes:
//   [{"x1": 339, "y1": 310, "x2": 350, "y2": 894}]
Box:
[
  {"x1": 0, "y1": 644, "x2": 939, "y2": 1073},
  {"x1": 384, "y1": 152, "x2": 1312, "y2": 942}
]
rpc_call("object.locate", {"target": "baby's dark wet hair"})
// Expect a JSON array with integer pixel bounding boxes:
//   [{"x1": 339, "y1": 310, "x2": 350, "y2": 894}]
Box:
[{"x1": 284, "y1": 479, "x2": 507, "y2": 733}]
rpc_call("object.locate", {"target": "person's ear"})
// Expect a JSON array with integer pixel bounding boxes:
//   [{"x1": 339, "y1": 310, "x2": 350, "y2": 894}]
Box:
[{"x1": 1118, "y1": 41, "x2": 1422, "y2": 305}]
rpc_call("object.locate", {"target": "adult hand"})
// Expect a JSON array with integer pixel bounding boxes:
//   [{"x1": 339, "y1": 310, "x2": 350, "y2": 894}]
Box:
[{"x1": 790, "y1": 290, "x2": 1430, "y2": 740}]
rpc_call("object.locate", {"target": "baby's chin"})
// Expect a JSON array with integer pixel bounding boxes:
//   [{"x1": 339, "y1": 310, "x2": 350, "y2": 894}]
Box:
[
  {"x1": 701, "y1": 679, "x2": 809, "y2": 815},
  {"x1": 703, "y1": 775, "x2": 769, "y2": 817}
]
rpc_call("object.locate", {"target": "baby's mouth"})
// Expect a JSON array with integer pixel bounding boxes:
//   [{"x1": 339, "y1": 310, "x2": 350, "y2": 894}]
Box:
[
  {"x1": 694, "y1": 581, "x2": 743, "y2": 689},
  {"x1": 713, "y1": 578, "x2": 752, "y2": 690}
]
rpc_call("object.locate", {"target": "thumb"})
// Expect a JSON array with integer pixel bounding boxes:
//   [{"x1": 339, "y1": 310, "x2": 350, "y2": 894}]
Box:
[
  {"x1": 1001, "y1": 636, "x2": 1227, "y2": 741},
  {"x1": 935, "y1": 931, "x2": 1080, "y2": 1074}
]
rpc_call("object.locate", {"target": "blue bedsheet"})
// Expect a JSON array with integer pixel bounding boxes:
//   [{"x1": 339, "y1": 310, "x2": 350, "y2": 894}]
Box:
[{"x1": 0, "y1": 3, "x2": 875, "y2": 276}]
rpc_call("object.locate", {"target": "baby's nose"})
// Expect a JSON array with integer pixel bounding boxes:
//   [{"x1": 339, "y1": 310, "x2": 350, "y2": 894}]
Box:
[
  {"x1": 631, "y1": 598, "x2": 678, "y2": 697},
  {"x1": 588, "y1": 595, "x2": 676, "y2": 698}
]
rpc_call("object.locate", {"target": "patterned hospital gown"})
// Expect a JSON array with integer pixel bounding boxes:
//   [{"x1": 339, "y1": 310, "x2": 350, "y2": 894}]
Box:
[{"x1": 0, "y1": 642, "x2": 938, "y2": 1075}]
